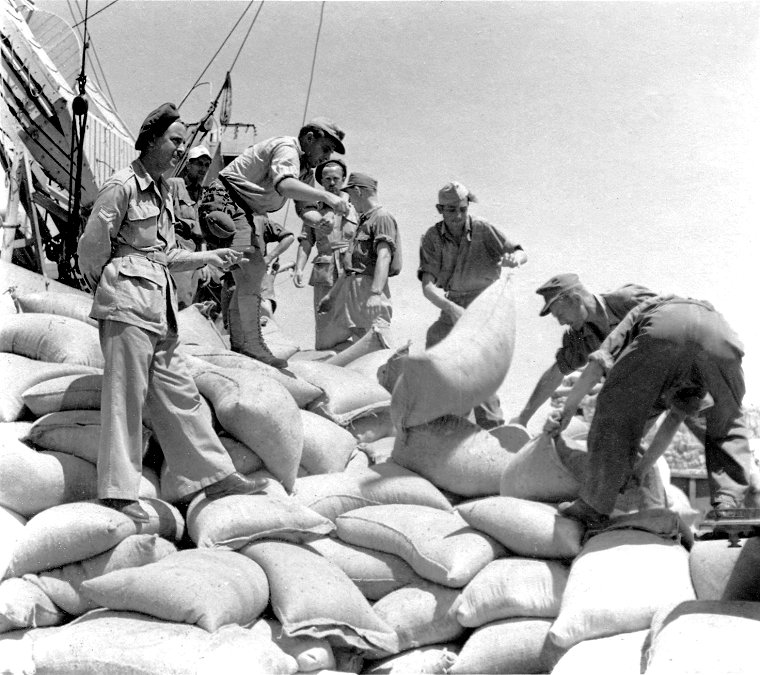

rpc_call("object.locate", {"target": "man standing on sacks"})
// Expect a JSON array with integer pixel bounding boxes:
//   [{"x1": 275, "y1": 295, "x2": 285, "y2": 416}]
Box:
[
  {"x1": 203, "y1": 117, "x2": 350, "y2": 368},
  {"x1": 418, "y1": 181, "x2": 527, "y2": 430},
  {"x1": 77, "y1": 103, "x2": 269, "y2": 523}
]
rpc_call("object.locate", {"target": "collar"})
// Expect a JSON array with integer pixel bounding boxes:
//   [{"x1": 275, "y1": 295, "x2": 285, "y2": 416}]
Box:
[
  {"x1": 438, "y1": 215, "x2": 472, "y2": 243},
  {"x1": 585, "y1": 293, "x2": 612, "y2": 334},
  {"x1": 131, "y1": 158, "x2": 167, "y2": 194},
  {"x1": 360, "y1": 204, "x2": 382, "y2": 222}
]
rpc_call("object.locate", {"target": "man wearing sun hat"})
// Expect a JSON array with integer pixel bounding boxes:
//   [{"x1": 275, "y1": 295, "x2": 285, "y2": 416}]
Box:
[
  {"x1": 198, "y1": 117, "x2": 350, "y2": 368},
  {"x1": 418, "y1": 180, "x2": 527, "y2": 429},
  {"x1": 77, "y1": 102, "x2": 270, "y2": 523},
  {"x1": 168, "y1": 145, "x2": 214, "y2": 308},
  {"x1": 511, "y1": 274, "x2": 657, "y2": 428}
]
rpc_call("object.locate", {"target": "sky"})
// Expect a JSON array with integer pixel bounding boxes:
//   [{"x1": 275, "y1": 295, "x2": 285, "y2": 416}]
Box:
[{"x1": 29, "y1": 0, "x2": 760, "y2": 425}]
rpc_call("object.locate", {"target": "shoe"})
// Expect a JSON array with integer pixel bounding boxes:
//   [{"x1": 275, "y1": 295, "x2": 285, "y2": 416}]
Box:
[
  {"x1": 558, "y1": 499, "x2": 610, "y2": 527},
  {"x1": 205, "y1": 472, "x2": 269, "y2": 500},
  {"x1": 98, "y1": 498, "x2": 150, "y2": 524},
  {"x1": 230, "y1": 292, "x2": 288, "y2": 369}
]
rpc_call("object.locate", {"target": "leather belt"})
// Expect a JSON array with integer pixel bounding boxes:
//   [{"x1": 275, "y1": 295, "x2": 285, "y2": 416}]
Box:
[{"x1": 112, "y1": 244, "x2": 168, "y2": 266}]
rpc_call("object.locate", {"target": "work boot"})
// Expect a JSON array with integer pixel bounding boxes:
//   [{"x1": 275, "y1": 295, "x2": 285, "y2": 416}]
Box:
[
  {"x1": 230, "y1": 291, "x2": 288, "y2": 369},
  {"x1": 205, "y1": 472, "x2": 269, "y2": 500},
  {"x1": 98, "y1": 498, "x2": 150, "y2": 524},
  {"x1": 558, "y1": 498, "x2": 610, "y2": 527}
]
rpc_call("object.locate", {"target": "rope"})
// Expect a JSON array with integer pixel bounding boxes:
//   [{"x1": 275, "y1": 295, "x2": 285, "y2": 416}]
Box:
[
  {"x1": 301, "y1": 1, "x2": 326, "y2": 126},
  {"x1": 228, "y1": 2, "x2": 265, "y2": 73},
  {"x1": 178, "y1": 0, "x2": 256, "y2": 110},
  {"x1": 71, "y1": 0, "x2": 120, "y2": 27}
]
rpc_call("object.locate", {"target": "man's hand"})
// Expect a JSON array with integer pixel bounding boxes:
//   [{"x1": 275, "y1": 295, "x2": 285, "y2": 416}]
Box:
[
  {"x1": 366, "y1": 292, "x2": 383, "y2": 319},
  {"x1": 205, "y1": 248, "x2": 244, "y2": 272},
  {"x1": 443, "y1": 303, "x2": 465, "y2": 323},
  {"x1": 317, "y1": 293, "x2": 333, "y2": 314},
  {"x1": 323, "y1": 193, "x2": 349, "y2": 216},
  {"x1": 543, "y1": 407, "x2": 573, "y2": 437},
  {"x1": 293, "y1": 268, "x2": 306, "y2": 288},
  {"x1": 502, "y1": 250, "x2": 528, "y2": 268}
]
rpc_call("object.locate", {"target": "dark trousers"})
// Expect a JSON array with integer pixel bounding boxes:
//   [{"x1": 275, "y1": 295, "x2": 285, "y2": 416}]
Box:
[
  {"x1": 425, "y1": 310, "x2": 505, "y2": 430},
  {"x1": 581, "y1": 300, "x2": 750, "y2": 513}
]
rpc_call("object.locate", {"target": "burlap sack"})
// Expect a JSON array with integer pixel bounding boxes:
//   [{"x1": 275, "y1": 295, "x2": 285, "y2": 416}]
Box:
[
  {"x1": 186, "y1": 491, "x2": 335, "y2": 550},
  {"x1": 371, "y1": 580, "x2": 464, "y2": 653},
  {"x1": 11, "y1": 290, "x2": 96, "y2": 327},
  {"x1": 0, "y1": 505, "x2": 25, "y2": 580},
  {"x1": 454, "y1": 558, "x2": 569, "y2": 627},
  {"x1": 0, "y1": 577, "x2": 65, "y2": 633},
  {"x1": 304, "y1": 537, "x2": 424, "y2": 600},
  {"x1": 0, "y1": 353, "x2": 101, "y2": 422},
  {"x1": 182, "y1": 344, "x2": 323, "y2": 408},
  {"x1": 0, "y1": 313, "x2": 103, "y2": 367},
  {"x1": 300, "y1": 410, "x2": 357, "y2": 474},
  {"x1": 81, "y1": 549, "x2": 269, "y2": 631},
  {"x1": 292, "y1": 462, "x2": 452, "y2": 522},
  {"x1": 644, "y1": 600, "x2": 760, "y2": 675},
  {"x1": 391, "y1": 273, "x2": 515, "y2": 429},
  {"x1": 177, "y1": 303, "x2": 227, "y2": 348},
  {"x1": 549, "y1": 529, "x2": 695, "y2": 649},
  {"x1": 347, "y1": 407, "x2": 395, "y2": 444},
  {"x1": 456, "y1": 496, "x2": 584, "y2": 559},
  {"x1": 21, "y1": 373, "x2": 103, "y2": 416},
  {"x1": 24, "y1": 533, "x2": 177, "y2": 616},
  {"x1": 335, "y1": 504, "x2": 504, "y2": 588},
  {"x1": 288, "y1": 360, "x2": 391, "y2": 426},
  {"x1": 240, "y1": 540, "x2": 397, "y2": 656},
  {"x1": 393, "y1": 415, "x2": 512, "y2": 497},
  {"x1": 688, "y1": 538, "x2": 745, "y2": 601},
  {"x1": 449, "y1": 618, "x2": 555, "y2": 675},
  {"x1": 31, "y1": 609, "x2": 298, "y2": 675},
  {"x1": 363, "y1": 644, "x2": 458, "y2": 675},
  {"x1": 549, "y1": 629, "x2": 648, "y2": 675},
  {"x1": 260, "y1": 618, "x2": 336, "y2": 673}
]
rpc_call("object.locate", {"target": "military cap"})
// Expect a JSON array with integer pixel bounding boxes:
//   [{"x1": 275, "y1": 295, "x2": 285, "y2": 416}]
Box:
[
  {"x1": 135, "y1": 102, "x2": 181, "y2": 151},
  {"x1": 536, "y1": 273, "x2": 582, "y2": 316},
  {"x1": 304, "y1": 117, "x2": 346, "y2": 154},
  {"x1": 315, "y1": 158, "x2": 348, "y2": 184},
  {"x1": 437, "y1": 181, "x2": 478, "y2": 205},
  {"x1": 203, "y1": 210, "x2": 236, "y2": 242},
  {"x1": 342, "y1": 172, "x2": 377, "y2": 191}
]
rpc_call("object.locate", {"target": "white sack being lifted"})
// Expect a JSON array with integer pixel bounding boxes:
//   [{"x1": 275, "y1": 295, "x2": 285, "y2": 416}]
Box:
[{"x1": 390, "y1": 273, "x2": 515, "y2": 429}]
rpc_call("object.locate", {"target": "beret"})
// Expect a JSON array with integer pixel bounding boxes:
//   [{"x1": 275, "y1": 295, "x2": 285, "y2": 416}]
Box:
[{"x1": 135, "y1": 102, "x2": 181, "y2": 151}]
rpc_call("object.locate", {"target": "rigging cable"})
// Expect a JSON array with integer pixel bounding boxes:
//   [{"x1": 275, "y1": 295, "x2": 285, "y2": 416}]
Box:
[
  {"x1": 71, "y1": 0, "x2": 120, "y2": 28},
  {"x1": 177, "y1": 0, "x2": 257, "y2": 110}
]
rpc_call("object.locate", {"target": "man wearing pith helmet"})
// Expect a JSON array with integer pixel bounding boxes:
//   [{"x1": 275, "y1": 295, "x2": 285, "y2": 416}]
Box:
[{"x1": 418, "y1": 181, "x2": 527, "y2": 430}]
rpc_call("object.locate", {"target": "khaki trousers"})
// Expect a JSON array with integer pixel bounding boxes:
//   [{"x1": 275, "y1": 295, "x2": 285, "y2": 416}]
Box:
[{"x1": 98, "y1": 320, "x2": 235, "y2": 500}]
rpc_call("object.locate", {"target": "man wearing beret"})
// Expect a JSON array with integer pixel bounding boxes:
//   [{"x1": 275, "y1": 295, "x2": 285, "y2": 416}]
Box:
[
  {"x1": 512, "y1": 274, "x2": 657, "y2": 428},
  {"x1": 200, "y1": 118, "x2": 349, "y2": 368},
  {"x1": 318, "y1": 172, "x2": 401, "y2": 342},
  {"x1": 418, "y1": 182, "x2": 526, "y2": 429},
  {"x1": 294, "y1": 158, "x2": 359, "y2": 349},
  {"x1": 545, "y1": 294, "x2": 751, "y2": 525},
  {"x1": 78, "y1": 103, "x2": 269, "y2": 522},
  {"x1": 167, "y1": 145, "x2": 213, "y2": 308}
]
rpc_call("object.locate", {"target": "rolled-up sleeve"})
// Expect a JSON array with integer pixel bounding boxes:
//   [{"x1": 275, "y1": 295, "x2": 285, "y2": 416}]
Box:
[
  {"x1": 372, "y1": 213, "x2": 398, "y2": 251},
  {"x1": 77, "y1": 182, "x2": 128, "y2": 288},
  {"x1": 270, "y1": 142, "x2": 302, "y2": 192},
  {"x1": 417, "y1": 230, "x2": 442, "y2": 282},
  {"x1": 485, "y1": 222, "x2": 521, "y2": 256}
]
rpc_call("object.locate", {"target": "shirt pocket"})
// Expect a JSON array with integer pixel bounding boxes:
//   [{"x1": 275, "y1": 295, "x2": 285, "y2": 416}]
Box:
[
  {"x1": 115, "y1": 258, "x2": 166, "y2": 322},
  {"x1": 126, "y1": 202, "x2": 161, "y2": 246}
]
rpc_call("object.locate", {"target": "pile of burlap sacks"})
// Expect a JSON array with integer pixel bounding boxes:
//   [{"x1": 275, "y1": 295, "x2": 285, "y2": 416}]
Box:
[{"x1": 2, "y1": 272, "x2": 760, "y2": 675}]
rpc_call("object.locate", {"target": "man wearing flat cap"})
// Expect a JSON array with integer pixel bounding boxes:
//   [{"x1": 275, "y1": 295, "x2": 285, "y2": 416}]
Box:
[
  {"x1": 545, "y1": 293, "x2": 751, "y2": 526},
  {"x1": 317, "y1": 171, "x2": 401, "y2": 343},
  {"x1": 77, "y1": 103, "x2": 270, "y2": 523},
  {"x1": 512, "y1": 274, "x2": 657, "y2": 428},
  {"x1": 197, "y1": 118, "x2": 349, "y2": 367},
  {"x1": 294, "y1": 158, "x2": 359, "y2": 349},
  {"x1": 418, "y1": 181, "x2": 527, "y2": 429}
]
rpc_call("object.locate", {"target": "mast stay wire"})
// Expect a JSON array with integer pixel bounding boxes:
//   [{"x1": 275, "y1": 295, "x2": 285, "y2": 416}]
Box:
[
  {"x1": 281, "y1": 1, "x2": 326, "y2": 230},
  {"x1": 66, "y1": 0, "x2": 118, "y2": 110},
  {"x1": 71, "y1": 0, "x2": 120, "y2": 28},
  {"x1": 177, "y1": 0, "x2": 257, "y2": 110}
]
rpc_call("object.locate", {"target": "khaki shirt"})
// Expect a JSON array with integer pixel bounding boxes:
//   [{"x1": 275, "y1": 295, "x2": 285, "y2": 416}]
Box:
[
  {"x1": 297, "y1": 202, "x2": 359, "y2": 287},
  {"x1": 78, "y1": 159, "x2": 202, "y2": 333}
]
